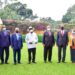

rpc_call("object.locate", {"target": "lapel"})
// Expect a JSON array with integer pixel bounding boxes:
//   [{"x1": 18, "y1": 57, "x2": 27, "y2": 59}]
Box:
[
  {"x1": 15, "y1": 33, "x2": 21, "y2": 40},
  {"x1": 46, "y1": 31, "x2": 51, "y2": 37},
  {"x1": 72, "y1": 35, "x2": 75, "y2": 45},
  {"x1": 14, "y1": 34, "x2": 17, "y2": 40},
  {"x1": 60, "y1": 30, "x2": 65, "y2": 37}
]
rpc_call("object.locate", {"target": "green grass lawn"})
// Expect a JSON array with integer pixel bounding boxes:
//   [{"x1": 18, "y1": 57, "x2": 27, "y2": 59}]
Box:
[{"x1": 0, "y1": 43, "x2": 75, "y2": 75}]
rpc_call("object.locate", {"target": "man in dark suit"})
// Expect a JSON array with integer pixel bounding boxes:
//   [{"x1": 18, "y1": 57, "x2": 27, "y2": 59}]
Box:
[
  {"x1": 11, "y1": 28, "x2": 23, "y2": 65},
  {"x1": 57, "y1": 25, "x2": 69, "y2": 63},
  {"x1": 43, "y1": 26, "x2": 55, "y2": 63},
  {"x1": 0, "y1": 27, "x2": 3, "y2": 60},
  {"x1": 1, "y1": 26, "x2": 10, "y2": 64}
]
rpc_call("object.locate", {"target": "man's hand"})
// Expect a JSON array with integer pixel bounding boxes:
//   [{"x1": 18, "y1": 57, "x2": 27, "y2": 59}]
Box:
[
  {"x1": 11, "y1": 46, "x2": 13, "y2": 49},
  {"x1": 43, "y1": 44, "x2": 45, "y2": 46},
  {"x1": 35, "y1": 42, "x2": 37, "y2": 44},
  {"x1": 29, "y1": 42, "x2": 33, "y2": 44}
]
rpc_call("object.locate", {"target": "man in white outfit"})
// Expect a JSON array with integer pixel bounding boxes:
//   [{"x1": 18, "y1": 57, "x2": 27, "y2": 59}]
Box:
[{"x1": 25, "y1": 26, "x2": 38, "y2": 64}]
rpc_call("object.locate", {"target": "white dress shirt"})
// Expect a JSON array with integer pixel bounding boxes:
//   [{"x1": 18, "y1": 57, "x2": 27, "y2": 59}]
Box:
[
  {"x1": 16, "y1": 33, "x2": 20, "y2": 40},
  {"x1": 61, "y1": 30, "x2": 65, "y2": 35},
  {"x1": 25, "y1": 32, "x2": 38, "y2": 49}
]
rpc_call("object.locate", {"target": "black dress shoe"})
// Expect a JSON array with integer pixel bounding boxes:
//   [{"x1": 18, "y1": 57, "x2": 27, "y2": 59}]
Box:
[
  {"x1": 28, "y1": 62, "x2": 31, "y2": 64},
  {"x1": 32, "y1": 61, "x2": 36, "y2": 64},
  {"x1": 5, "y1": 62, "x2": 9, "y2": 64},
  {"x1": 62, "y1": 61, "x2": 66, "y2": 63},
  {"x1": 14, "y1": 62, "x2": 16, "y2": 65},
  {"x1": 57, "y1": 61, "x2": 60, "y2": 63},
  {"x1": 44, "y1": 61, "x2": 46, "y2": 63},
  {"x1": 18, "y1": 62, "x2": 21, "y2": 64},
  {"x1": 1, "y1": 62, "x2": 4, "y2": 64},
  {"x1": 49, "y1": 61, "x2": 52, "y2": 63}
]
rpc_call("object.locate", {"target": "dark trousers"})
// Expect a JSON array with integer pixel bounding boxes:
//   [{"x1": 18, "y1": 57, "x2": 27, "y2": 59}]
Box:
[
  {"x1": 28, "y1": 48, "x2": 36, "y2": 62},
  {"x1": 44, "y1": 46, "x2": 53, "y2": 62},
  {"x1": 70, "y1": 47, "x2": 75, "y2": 62},
  {"x1": 0, "y1": 48, "x2": 2, "y2": 59},
  {"x1": 58, "y1": 45, "x2": 66, "y2": 62},
  {"x1": 1, "y1": 47, "x2": 9, "y2": 63},
  {"x1": 13, "y1": 49, "x2": 21, "y2": 63}
]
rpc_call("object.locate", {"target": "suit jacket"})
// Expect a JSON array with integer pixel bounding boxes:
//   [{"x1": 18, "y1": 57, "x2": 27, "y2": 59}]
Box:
[
  {"x1": 43, "y1": 31, "x2": 55, "y2": 47},
  {"x1": 11, "y1": 33, "x2": 23, "y2": 50},
  {"x1": 57, "y1": 30, "x2": 69, "y2": 46},
  {"x1": 0, "y1": 31, "x2": 2, "y2": 48},
  {"x1": 0, "y1": 30, "x2": 10, "y2": 47}
]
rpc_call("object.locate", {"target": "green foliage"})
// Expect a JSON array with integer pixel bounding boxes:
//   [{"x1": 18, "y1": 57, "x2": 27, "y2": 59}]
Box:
[
  {"x1": 62, "y1": 4, "x2": 75, "y2": 23},
  {"x1": 0, "y1": 2, "x2": 33, "y2": 20},
  {"x1": 40, "y1": 17, "x2": 59, "y2": 27},
  {"x1": 38, "y1": 35, "x2": 43, "y2": 42},
  {"x1": 22, "y1": 35, "x2": 25, "y2": 42},
  {"x1": 0, "y1": 7, "x2": 21, "y2": 20}
]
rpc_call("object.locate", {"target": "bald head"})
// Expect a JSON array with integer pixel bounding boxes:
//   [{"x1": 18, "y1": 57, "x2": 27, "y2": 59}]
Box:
[{"x1": 15, "y1": 27, "x2": 20, "y2": 33}]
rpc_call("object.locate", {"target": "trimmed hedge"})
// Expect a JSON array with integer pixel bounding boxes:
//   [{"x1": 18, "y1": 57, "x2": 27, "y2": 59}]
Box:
[
  {"x1": 22, "y1": 34, "x2": 43, "y2": 43},
  {"x1": 22, "y1": 34, "x2": 57, "y2": 43},
  {"x1": 38, "y1": 35, "x2": 43, "y2": 42},
  {"x1": 22, "y1": 35, "x2": 25, "y2": 42}
]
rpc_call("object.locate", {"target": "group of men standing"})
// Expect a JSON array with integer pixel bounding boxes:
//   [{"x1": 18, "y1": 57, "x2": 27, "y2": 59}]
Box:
[
  {"x1": 43, "y1": 25, "x2": 68, "y2": 63},
  {"x1": 0, "y1": 25, "x2": 75, "y2": 65},
  {"x1": 0, "y1": 27, "x2": 23, "y2": 64}
]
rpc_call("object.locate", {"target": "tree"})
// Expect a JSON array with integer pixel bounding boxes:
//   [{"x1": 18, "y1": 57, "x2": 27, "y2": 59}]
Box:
[
  {"x1": 40, "y1": 17, "x2": 58, "y2": 27},
  {"x1": 4, "y1": 0, "x2": 18, "y2": 5},
  {"x1": 0, "y1": 2, "x2": 33, "y2": 20},
  {"x1": 62, "y1": 4, "x2": 75, "y2": 23}
]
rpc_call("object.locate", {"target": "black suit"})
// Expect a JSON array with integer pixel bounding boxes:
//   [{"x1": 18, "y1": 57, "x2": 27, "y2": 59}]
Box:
[
  {"x1": 43, "y1": 31, "x2": 55, "y2": 62},
  {"x1": 57, "y1": 30, "x2": 68, "y2": 62}
]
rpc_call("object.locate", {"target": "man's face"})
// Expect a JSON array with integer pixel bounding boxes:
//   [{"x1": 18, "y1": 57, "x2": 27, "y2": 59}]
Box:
[
  {"x1": 47, "y1": 27, "x2": 51, "y2": 31},
  {"x1": 15, "y1": 30, "x2": 19, "y2": 33},
  {"x1": 3, "y1": 27, "x2": 6, "y2": 31},
  {"x1": 72, "y1": 30, "x2": 75, "y2": 35},
  {"x1": 29, "y1": 29, "x2": 33, "y2": 33},
  {"x1": 61, "y1": 26, "x2": 64, "y2": 30}
]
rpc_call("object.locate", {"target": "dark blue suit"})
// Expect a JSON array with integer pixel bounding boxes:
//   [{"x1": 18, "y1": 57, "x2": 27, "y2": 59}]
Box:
[
  {"x1": 43, "y1": 31, "x2": 55, "y2": 62},
  {"x1": 0, "y1": 31, "x2": 3, "y2": 59},
  {"x1": 57, "y1": 30, "x2": 68, "y2": 62},
  {"x1": 11, "y1": 33, "x2": 23, "y2": 63},
  {"x1": 0, "y1": 30, "x2": 10, "y2": 63}
]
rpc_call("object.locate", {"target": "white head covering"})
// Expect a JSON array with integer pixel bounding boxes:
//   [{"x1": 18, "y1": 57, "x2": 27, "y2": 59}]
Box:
[{"x1": 27, "y1": 26, "x2": 34, "y2": 32}]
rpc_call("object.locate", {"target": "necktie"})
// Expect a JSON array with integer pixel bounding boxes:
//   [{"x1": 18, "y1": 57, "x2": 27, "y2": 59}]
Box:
[
  {"x1": 61, "y1": 31, "x2": 64, "y2": 36},
  {"x1": 48, "y1": 31, "x2": 51, "y2": 36}
]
